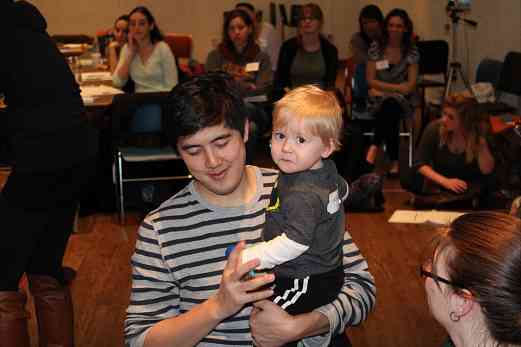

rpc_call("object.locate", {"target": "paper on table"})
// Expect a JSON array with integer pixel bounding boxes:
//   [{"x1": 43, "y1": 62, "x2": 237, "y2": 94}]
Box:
[
  {"x1": 388, "y1": 210, "x2": 466, "y2": 226},
  {"x1": 81, "y1": 85, "x2": 123, "y2": 104},
  {"x1": 244, "y1": 95, "x2": 268, "y2": 103},
  {"x1": 81, "y1": 72, "x2": 112, "y2": 81},
  {"x1": 62, "y1": 43, "x2": 84, "y2": 49}
]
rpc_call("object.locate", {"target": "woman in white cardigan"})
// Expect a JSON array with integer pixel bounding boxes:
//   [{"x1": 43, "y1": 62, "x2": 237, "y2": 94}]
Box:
[{"x1": 112, "y1": 6, "x2": 177, "y2": 93}]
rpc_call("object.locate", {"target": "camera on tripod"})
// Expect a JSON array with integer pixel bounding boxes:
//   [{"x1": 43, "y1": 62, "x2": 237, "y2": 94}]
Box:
[
  {"x1": 447, "y1": 0, "x2": 471, "y2": 12},
  {"x1": 444, "y1": 0, "x2": 477, "y2": 98},
  {"x1": 446, "y1": 0, "x2": 474, "y2": 23}
]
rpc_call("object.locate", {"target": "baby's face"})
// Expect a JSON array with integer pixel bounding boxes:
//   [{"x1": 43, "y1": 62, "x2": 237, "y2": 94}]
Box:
[{"x1": 270, "y1": 113, "x2": 333, "y2": 174}]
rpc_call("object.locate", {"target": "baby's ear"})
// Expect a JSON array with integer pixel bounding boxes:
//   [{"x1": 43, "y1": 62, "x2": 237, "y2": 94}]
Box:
[{"x1": 321, "y1": 138, "x2": 336, "y2": 158}]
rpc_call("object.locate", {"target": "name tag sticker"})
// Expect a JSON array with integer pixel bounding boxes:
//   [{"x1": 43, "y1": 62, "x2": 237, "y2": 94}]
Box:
[
  {"x1": 376, "y1": 60, "x2": 390, "y2": 70},
  {"x1": 245, "y1": 62, "x2": 260, "y2": 72}
]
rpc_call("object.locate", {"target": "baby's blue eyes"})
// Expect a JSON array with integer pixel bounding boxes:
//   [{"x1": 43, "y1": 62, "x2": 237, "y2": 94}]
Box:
[{"x1": 273, "y1": 132, "x2": 285, "y2": 140}]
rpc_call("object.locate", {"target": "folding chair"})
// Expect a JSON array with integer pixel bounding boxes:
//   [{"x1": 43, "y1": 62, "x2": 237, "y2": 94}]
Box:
[
  {"x1": 346, "y1": 62, "x2": 415, "y2": 167},
  {"x1": 111, "y1": 92, "x2": 191, "y2": 224}
]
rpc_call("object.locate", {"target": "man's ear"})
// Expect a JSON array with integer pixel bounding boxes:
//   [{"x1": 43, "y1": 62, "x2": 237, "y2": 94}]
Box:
[
  {"x1": 449, "y1": 289, "x2": 474, "y2": 319},
  {"x1": 243, "y1": 119, "x2": 250, "y2": 143},
  {"x1": 321, "y1": 138, "x2": 336, "y2": 159}
]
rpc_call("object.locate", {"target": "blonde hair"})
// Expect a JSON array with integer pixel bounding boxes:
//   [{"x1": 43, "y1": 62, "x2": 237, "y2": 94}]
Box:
[
  {"x1": 272, "y1": 85, "x2": 343, "y2": 150},
  {"x1": 440, "y1": 95, "x2": 490, "y2": 163}
]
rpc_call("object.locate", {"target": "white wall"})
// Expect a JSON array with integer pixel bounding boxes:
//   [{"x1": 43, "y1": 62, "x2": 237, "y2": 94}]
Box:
[{"x1": 30, "y1": 0, "x2": 521, "y2": 83}]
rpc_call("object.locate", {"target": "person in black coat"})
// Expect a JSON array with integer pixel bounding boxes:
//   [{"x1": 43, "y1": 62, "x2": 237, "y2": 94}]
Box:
[{"x1": 0, "y1": 1, "x2": 98, "y2": 345}]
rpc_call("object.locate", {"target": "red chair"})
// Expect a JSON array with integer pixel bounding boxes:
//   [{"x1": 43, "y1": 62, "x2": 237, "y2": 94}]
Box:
[{"x1": 163, "y1": 33, "x2": 205, "y2": 78}]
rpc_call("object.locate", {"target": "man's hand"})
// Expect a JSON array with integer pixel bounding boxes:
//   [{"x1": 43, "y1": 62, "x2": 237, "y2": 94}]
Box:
[
  {"x1": 442, "y1": 178, "x2": 468, "y2": 194},
  {"x1": 250, "y1": 300, "x2": 297, "y2": 347},
  {"x1": 208, "y1": 242, "x2": 274, "y2": 321}
]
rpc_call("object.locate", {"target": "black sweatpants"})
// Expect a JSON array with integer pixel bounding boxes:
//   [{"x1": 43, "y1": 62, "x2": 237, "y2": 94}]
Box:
[
  {"x1": 0, "y1": 158, "x2": 95, "y2": 290},
  {"x1": 272, "y1": 267, "x2": 351, "y2": 347},
  {"x1": 371, "y1": 99, "x2": 404, "y2": 161}
]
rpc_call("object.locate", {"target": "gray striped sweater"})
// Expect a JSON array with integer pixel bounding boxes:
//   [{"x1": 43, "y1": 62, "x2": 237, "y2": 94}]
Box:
[{"x1": 125, "y1": 166, "x2": 376, "y2": 347}]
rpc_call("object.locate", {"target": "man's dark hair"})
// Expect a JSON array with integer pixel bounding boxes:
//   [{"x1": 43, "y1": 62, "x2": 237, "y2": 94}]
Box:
[
  {"x1": 235, "y1": 2, "x2": 255, "y2": 12},
  {"x1": 164, "y1": 72, "x2": 249, "y2": 147}
]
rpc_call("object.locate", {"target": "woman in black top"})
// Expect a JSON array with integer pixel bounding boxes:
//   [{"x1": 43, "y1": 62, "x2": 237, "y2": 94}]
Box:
[
  {"x1": 0, "y1": 1, "x2": 97, "y2": 345},
  {"x1": 402, "y1": 96, "x2": 495, "y2": 207},
  {"x1": 273, "y1": 3, "x2": 338, "y2": 100}
]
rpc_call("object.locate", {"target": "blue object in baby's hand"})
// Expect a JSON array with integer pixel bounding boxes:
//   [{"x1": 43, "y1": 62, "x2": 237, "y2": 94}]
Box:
[
  {"x1": 225, "y1": 244, "x2": 256, "y2": 279},
  {"x1": 225, "y1": 245, "x2": 235, "y2": 258}
]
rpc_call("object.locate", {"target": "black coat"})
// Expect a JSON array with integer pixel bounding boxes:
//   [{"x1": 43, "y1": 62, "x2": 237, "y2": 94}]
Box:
[{"x1": 0, "y1": 1, "x2": 97, "y2": 172}]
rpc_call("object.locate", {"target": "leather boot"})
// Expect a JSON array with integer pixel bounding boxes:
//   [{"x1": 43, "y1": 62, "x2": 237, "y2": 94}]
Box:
[
  {"x1": 28, "y1": 274, "x2": 74, "y2": 347},
  {"x1": 0, "y1": 290, "x2": 31, "y2": 347}
]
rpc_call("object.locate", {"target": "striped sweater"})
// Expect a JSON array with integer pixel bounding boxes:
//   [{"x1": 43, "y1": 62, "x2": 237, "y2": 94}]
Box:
[{"x1": 125, "y1": 166, "x2": 376, "y2": 347}]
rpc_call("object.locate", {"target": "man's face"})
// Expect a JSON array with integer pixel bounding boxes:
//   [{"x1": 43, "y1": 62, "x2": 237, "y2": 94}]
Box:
[{"x1": 177, "y1": 121, "x2": 249, "y2": 205}]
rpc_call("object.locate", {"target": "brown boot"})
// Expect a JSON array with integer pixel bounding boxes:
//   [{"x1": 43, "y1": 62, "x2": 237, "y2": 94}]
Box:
[
  {"x1": 28, "y1": 275, "x2": 74, "y2": 347},
  {"x1": 0, "y1": 291, "x2": 31, "y2": 347}
]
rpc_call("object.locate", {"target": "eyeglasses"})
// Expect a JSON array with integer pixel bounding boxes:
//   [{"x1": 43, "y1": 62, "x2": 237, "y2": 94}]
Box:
[
  {"x1": 419, "y1": 259, "x2": 462, "y2": 288},
  {"x1": 300, "y1": 15, "x2": 318, "y2": 21}
]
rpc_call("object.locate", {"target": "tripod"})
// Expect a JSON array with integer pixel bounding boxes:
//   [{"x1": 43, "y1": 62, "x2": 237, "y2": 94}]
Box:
[{"x1": 444, "y1": 11, "x2": 474, "y2": 98}]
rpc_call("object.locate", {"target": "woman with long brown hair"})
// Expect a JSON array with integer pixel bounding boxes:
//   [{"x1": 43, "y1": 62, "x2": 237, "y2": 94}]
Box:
[
  {"x1": 421, "y1": 212, "x2": 521, "y2": 346},
  {"x1": 365, "y1": 8, "x2": 419, "y2": 175},
  {"x1": 206, "y1": 8, "x2": 272, "y2": 97}
]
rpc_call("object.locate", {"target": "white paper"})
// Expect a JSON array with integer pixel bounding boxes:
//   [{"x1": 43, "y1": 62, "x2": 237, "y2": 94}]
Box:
[
  {"x1": 62, "y1": 43, "x2": 84, "y2": 49},
  {"x1": 80, "y1": 85, "x2": 123, "y2": 104},
  {"x1": 376, "y1": 60, "x2": 389, "y2": 70},
  {"x1": 81, "y1": 72, "x2": 112, "y2": 82},
  {"x1": 245, "y1": 62, "x2": 260, "y2": 72},
  {"x1": 244, "y1": 95, "x2": 268, "y2": 103},
  {"x1": 388, "y1": 210, "x2": 466, "y2": 226},
  {"x1": 78, "y1": 59, "x2": 94, "y2": 67}
]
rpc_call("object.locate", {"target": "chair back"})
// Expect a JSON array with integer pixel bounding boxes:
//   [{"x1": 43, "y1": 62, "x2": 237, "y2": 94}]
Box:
[
  {"x1": 475, "y1": 58, "x2": 503, "y2": 87},
  {"x1": 416, "y1": 40, "x2": 449, "y2": 78},
  {"x1": 497, "y1": 51, "x2": 521, "y2": 96},
  {"x1": 164, "y1": 34, "x2": 193, "y2": 59},
  {"x1": 52, "y1": 34, "x2": 95, "y2": 45},
  {"x1": 110, "y1": 92, "x2": 170, "y2": 148}
]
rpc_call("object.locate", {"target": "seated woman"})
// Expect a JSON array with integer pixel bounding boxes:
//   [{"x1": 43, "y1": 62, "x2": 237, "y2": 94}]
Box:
[
  {"x1": 112, "y1": 6, "x2": 178, "y2": 93},
  {"x1": 421, "y1": 212, "x2": 521, "y2": 347},
  {"x1": 273, "y1": 3, "x2": 338, "y2": 100},
  {"x1": 349, "y1": 4, "x2": 384, "y2": 66},
  {"x1": 107, "y1": 15, "x2": 129, "y2": 73},
  {"x1": 365, "y1": 8, "x2": 419, "y2": 175},
  {"x1": 205, "y1": 8, "x2": 272, "y2": 97},
  {"x1": 402, "y1": 96, "x2": 495, "y2": 208}
]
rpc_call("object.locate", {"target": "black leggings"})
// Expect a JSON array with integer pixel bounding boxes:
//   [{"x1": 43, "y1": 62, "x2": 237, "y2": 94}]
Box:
[
  {"x1": 0, "y1": 159, "x2": 95, "y2": 290},
  {"x1": 371, "y1": 99, "x2": 404, "y2": 161}
]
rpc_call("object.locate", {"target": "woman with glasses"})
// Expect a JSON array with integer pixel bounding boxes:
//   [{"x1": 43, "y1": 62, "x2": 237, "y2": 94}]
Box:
[
  {"x1": 420, "y1": 212, "x2": 521, "y2": 347},
  {"x1": 273, "y1": 3, "x2": 338, "y2": 101}
]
